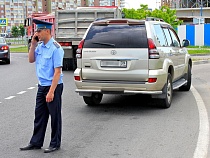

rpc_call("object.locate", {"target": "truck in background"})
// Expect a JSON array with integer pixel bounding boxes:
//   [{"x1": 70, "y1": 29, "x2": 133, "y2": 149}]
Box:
[
  {"x1": 24, "y1": 6, "x2": 122, "y2": 70},
  {"x1": 55, "y1": 6, "x2": 122, "y2": 70}
]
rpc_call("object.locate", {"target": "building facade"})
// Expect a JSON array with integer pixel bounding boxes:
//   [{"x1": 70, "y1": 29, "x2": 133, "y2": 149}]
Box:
[
  {"x1": 161, "y1": 0, "x2": 210, "y2": 24},
  {"x1": 0, "y1": 0, "x2": 125, "y2": 33}
]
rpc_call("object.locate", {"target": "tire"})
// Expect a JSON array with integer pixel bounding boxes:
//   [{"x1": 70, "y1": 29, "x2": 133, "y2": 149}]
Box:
[
  {"x1": 179, "y1": 64, "x2": 191, "y2": 91},
  {"x1": 159, "y1": 73, "x2": 173, "y2": 109},
  {"x1": 5, "y1": 58, "x2": 10, "y2": 64},
  {"x1": 83, "y1": 93, "x2": 103, "y2": 106},
  {"x1": 62, "y1": 58, "x2": 77, "y2": 71},
  {"x1": 72, "y1": 57, "x2": 77, "y2": 71},
  {"x1": 62, "y1": 58, "x2": 70, "y2": 71}
]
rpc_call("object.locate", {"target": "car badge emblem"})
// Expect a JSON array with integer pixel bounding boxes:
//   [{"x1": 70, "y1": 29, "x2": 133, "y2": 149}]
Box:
[{"x1": 111, "y1": 50, "x2": 117, "y2": 55}]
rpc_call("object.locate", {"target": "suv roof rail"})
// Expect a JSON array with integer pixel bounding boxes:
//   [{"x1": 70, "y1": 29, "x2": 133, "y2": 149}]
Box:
[
  {"x1": 146, "y1": 17, "x2": 164, "y2": 22},
  {"x1": 95, "y1": 17, "x2": 115, "y2": 21}
]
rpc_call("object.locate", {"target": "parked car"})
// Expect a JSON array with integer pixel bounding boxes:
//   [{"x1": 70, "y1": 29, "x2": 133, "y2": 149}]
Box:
[
  {"x1": 74, "y1": 18, "x2": 192, "y2": 108},
  {"x1": 0, "y1": 33, "x2": 8, "y2": 38},
  {"x1": 0, "y1": 37, "x2": 11, "y2": 64}
]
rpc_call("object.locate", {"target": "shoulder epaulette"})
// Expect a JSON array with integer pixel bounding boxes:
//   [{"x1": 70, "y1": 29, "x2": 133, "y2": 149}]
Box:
[{"x1": 53, "y1": 41, "x2": 60, "y2": 48}]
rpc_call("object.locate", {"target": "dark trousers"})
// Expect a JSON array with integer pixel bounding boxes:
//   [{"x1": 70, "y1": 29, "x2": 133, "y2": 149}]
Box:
[{"x1": 30, "y1": 83, "x2": 63, "y2": 148}]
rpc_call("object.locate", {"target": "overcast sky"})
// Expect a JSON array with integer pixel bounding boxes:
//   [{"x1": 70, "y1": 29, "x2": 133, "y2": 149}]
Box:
[{"x1": 124, "y1": 0, "x2": 161, "y2": 10}]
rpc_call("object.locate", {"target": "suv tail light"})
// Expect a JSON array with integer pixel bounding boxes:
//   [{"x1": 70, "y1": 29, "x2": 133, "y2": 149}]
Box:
[
  {"x1": 59, "y1": 42, "x2": 72, "y2": 46},
  {"x1": 76, "y1": 39, "x2": 84, "y2": 59},
  {"x1": 1, "y1": 45, "x2": 9, "y2": 50},
  {"x1": 148, "y1": 38, "x2": 160, "y2": 59},
  {"x1": 74, "y1": 76, "x2": 81, "y2": 81},
  {"x1": 148, "y1": 78, "x2": 157, "y2": 83}
]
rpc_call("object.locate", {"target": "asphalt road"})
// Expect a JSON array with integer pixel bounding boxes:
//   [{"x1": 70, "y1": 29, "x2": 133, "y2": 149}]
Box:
[{"x1": 0, "y1": 53, "x2": 209, "y2": 158}]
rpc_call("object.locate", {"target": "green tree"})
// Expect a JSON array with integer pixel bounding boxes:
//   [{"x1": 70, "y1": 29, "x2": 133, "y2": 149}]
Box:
[
  {"x1": 122, "y1": 5, "x2": 182, "y2": 29},
  {"x1": 11, "y1": 26, "x2": 19, "y2": 38},
  {"x1": 150, "y1": 6, "x2": 182, "y2": 28},
  {"x1": 123, "y1": 4, "x2": 150, "y2": 19},
  {"x1": 19, "y1": 25, "x2": 25, "y2": 38}
]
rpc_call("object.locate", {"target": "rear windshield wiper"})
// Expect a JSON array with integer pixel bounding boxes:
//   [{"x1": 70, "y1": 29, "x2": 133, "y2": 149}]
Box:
[{"x1": 92, "y1": 42, "x2": 115, "y2": 47}]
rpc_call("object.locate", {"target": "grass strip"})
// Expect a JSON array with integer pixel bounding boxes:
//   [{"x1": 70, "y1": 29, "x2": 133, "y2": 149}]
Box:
[
  {"x1": 10, "y1": 46, "x2": 28, "y2": 53},
  {"x1": 188, "y1": 49, "x2": 210, "y2": 54}
]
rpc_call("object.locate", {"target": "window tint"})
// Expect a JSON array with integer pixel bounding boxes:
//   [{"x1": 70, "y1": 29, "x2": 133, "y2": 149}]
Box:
[
  {"x1": 168, "y1": 29, "x2": 181, "y2": 47},
  {"x1": 153, "y1": 24, "x2": 167, "y2": 46},
  {"x1": 163, "y1": 28, "x2": 173, "y2": 47},
  {"x1": 83, "y1": 24, "x2": 148, "y2": 48}
]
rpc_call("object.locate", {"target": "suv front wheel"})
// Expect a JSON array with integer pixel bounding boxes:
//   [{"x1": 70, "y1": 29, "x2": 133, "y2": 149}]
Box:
[
  {"x1": 159, "y1": 73, "x2": 173, "y2": 109},
  {"x1": 179, "y1": 64, "x2": 191, "y2": 91}
]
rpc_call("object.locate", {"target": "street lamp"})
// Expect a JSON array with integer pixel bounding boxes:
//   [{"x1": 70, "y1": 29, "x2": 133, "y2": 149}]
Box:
[{"x1": 200, "y1": 0, "x2": 203, "y2": 17}]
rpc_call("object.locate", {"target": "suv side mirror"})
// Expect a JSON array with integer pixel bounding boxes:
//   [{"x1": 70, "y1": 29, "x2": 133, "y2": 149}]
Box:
[{"x1": 182, "y1": 39, "x2": 190, "y2": 47}]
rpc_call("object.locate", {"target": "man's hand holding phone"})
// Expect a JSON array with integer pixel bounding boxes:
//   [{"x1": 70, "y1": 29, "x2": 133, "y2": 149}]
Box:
[
  {"x1": 32, "y1": 32, "x2": 39, "y2": 44},
  {"x1": 34, "y1": 36, "x2": 39, "y2": 42}
]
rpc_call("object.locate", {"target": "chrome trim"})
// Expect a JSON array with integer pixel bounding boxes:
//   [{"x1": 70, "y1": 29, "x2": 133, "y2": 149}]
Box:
[{"x1": 75, "y1": 89, "x2": 162, "y2": 95}]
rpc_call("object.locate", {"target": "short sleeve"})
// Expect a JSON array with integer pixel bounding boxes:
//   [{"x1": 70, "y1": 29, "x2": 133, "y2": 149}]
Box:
[{"x1": 53, "y1": 48, "x2": 64, "y2": 68}]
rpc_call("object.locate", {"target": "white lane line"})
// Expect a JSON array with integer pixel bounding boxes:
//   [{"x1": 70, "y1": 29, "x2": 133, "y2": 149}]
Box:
[
  {"x1": 28, "y1": 87, "x2": 35, "y2": 90},
  {"x1": 191, "y1": 86, "x2": 209, "y2": 158},
  {"x1": 0, "y1": 102, "x2": 2, "y2": 104},
  {"x1": 17, "y1": 91, "x2": 27, "y2": 95},
  {"x1": 5, "y1": 96, "x2": 16, "y2": 100}
]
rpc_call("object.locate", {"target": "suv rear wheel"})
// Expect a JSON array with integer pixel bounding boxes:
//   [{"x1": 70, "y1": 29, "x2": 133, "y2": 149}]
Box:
[
  {"x1": 159, "y1": 73, "x2": 173, "y2": 108},
  {"x1": 83, "y1": 93, "x2": 103, "y2": 106}
]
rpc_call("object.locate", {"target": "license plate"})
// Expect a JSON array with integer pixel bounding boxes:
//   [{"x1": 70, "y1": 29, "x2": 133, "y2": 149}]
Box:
[{"x1": 100, "y1": 60, "x2": 127, "y2": 68}]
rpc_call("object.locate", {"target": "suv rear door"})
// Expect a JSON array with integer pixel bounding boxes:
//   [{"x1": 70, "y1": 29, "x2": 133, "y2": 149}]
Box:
[{"x1": 80, "y1": 20, "x2": 149, "y2": 82}]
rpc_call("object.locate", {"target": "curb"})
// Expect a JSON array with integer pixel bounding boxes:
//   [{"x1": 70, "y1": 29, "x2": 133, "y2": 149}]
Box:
[{"x1": 193, "y1": 59, "x2": 210, "y2": 65}]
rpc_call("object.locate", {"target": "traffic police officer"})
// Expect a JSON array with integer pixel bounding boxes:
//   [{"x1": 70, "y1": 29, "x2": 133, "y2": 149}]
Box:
[{"x1": 20, "y1": 19, "x2": 64, "y2": 153}]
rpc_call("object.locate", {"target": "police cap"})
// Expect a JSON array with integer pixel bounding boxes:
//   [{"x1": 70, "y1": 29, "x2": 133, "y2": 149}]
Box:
[{"x1": 33, "y1": 19, "x2": 53, "y2": 30}]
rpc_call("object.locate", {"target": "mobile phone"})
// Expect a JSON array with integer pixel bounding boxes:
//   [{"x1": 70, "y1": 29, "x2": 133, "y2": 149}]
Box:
[{"x1": 35, "y1": 36, "x2": 39, "y2": 42}]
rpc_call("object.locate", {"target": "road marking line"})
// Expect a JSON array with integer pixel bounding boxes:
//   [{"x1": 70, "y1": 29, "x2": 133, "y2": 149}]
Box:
[
  {"x1": 5, "y1": 96, "x2": 16, "y2": 100},
  {"x1": 28, "y1": 87, "x2": 35, "y2": 90},
  {"x1": 191, "y1": 86, "x2": 209, "y2": 158},
  {"x1": 17, "y1": 91, "x2": 27, "y2": 94},
  {"x1": 0, "y1": 102, "x2": 2, "y2": 104}
]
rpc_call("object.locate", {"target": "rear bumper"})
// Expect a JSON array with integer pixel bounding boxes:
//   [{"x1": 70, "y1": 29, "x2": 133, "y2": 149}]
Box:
[
  {"x1": 0, "y1": 51, "x2": 9, "y2": 59},
  {"x1": 74, "y1": 68, "x2": 167, "y2": 96}
]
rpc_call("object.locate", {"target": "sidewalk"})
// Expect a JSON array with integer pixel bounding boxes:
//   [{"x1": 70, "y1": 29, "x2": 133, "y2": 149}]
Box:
[{"x1": 191, "y1": 54, "x2": 210, "y2": 65}]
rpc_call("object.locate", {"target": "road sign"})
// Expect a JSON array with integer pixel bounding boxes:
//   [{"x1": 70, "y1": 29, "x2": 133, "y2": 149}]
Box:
[{"x1": 0, "y1": 18, "x2": 7, "y2": 26}]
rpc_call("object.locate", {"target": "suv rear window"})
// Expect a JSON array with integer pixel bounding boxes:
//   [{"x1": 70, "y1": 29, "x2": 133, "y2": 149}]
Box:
[{"x1": 83, "y1": 24, "x2": 148, "y2": 48}]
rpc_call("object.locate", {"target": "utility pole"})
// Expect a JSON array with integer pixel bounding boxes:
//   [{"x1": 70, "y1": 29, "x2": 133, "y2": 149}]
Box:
[
  {"x1": 85, "y1": 0, "x2": 89, "y2": 7},
  {"x1": 23, "y1": 0, "x2": 28, "y2": 45},
  {"x1": 200, "y1": 0, "x2": 203, "y2": 17},
  {"x1": 46, "y1": 0, "x2": 52, "y2": 13},
  {"x1": 34, "y1": 0, "x2": 38, "y2": 12}
]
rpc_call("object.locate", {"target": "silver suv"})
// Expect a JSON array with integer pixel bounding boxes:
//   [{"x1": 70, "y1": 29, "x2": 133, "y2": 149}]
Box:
[{"x1": 74, "y1": 18, "x2": 192, "y2": 108}]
